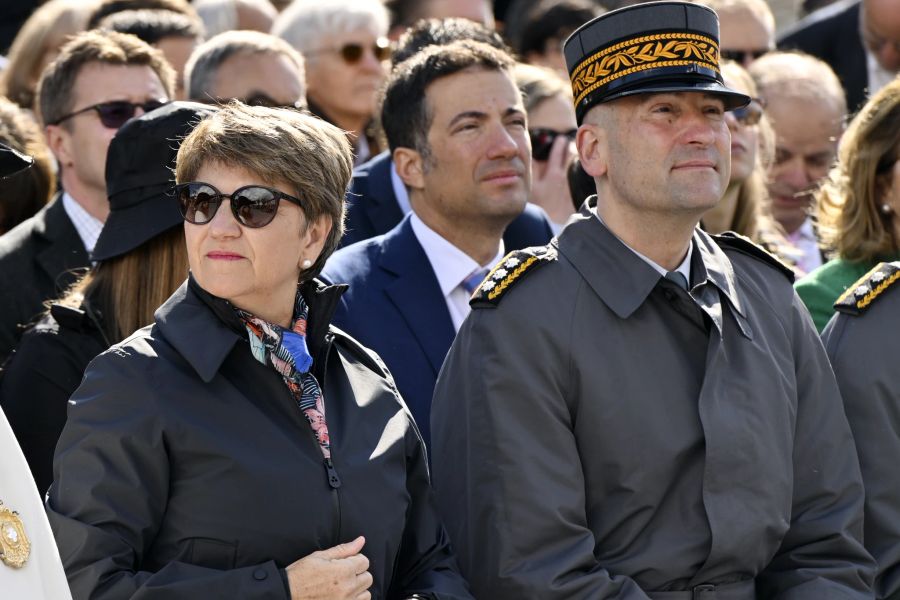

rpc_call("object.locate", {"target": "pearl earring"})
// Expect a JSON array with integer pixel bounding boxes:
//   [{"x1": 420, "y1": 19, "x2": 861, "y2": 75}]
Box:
[
  {"x1": 882, "y1": 204, "x2": 893, "y2": 215},
  {"x1": 301, "y1": 259, "x2": 313, "y2": 269}
]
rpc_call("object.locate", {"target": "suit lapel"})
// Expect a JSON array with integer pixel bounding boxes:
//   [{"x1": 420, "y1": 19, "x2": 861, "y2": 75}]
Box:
[
  {"x1": 379, "y1": 218, "x2": 456, "y2": 374},
  {"x1": 33, "y1": 196, "x2": 90, "y2": 292},
  {"x1": 362, "y1": 152, "x2": 405, "y2": 236}
]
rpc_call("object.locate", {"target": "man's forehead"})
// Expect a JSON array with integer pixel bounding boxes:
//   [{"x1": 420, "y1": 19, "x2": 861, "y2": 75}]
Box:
[{"x1": 425, "y1": 67, "x2": 522, "y2": 114}]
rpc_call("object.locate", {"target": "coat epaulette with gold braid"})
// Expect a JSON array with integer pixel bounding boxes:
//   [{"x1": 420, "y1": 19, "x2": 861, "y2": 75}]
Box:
[
  {"x1": 470, "y1": 243, "x2": 558, "y2": 308},
  {"x1": 714, "y1": 231, "x2": 795, "y2": 282},
  {"x1": 834, "y1": 261, "x2": 900, "y2": 316}
]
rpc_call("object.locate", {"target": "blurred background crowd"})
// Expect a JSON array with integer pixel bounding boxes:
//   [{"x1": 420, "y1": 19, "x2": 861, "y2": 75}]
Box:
[{"x1": 0, "y1": 0, "x2": 900, "y2": 595}]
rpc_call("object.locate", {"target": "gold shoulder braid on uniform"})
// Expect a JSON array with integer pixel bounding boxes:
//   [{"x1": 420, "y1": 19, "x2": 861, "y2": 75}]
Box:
[
  {"x1": 470, "y1": 243, "x2": 559, "y2": 308},
  {"x1": 714, "y1": 232, "x2": 795, "y2": 282},
  {"x1": 834, "y1": 261, "x2": 900, "y2": 316},
  {"x1": 0, "y1": 500, "x2": 30, "y2": 568}
]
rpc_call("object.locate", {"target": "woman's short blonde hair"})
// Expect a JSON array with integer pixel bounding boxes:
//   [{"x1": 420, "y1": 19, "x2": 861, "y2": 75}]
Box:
[
  {"x1": 175, "y1": 102, "x2": 353, "y2": 279},
  {"x1": 818, "y1": 78, "x2": 900, "y2": 262},
  {"x1": 0, "y1": 0, "x2": 95, "y2": 110}
]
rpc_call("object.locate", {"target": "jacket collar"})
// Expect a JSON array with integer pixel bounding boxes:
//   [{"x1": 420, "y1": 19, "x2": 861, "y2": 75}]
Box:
[
  {"x1": 559, "y1": 197, "x2": 751, "y2": 338},
  {"x1": 155, "y1": 274, "x2": 347, "y2": 382}
]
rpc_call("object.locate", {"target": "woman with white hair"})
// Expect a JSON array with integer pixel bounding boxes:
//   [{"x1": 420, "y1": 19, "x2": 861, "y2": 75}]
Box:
[{"x1": 274, "y1": 0, "x2": 389, "y2": 165}]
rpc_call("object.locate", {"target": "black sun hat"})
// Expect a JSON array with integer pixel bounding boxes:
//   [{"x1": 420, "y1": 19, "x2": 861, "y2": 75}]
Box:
[
  {"x1": 0, "y1": 143, "x2": 32, "y2": 178},
  {"x1": 91, "y1": 101, "x2": 217, "y2": 262},
  {"x1": 563, "y1": 1, "x2": 750, "y2": 124}
]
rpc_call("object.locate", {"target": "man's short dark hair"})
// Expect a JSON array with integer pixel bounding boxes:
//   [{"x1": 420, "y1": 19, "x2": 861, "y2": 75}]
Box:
[
  {"x1": 391, "y1": 17, "x2": 511, "y2": 67},
  {"x1": 514, "y1": 0, "x2": 603, "y2": 58},
  {"x1": 99, "y1": 9, "x2": 204, "y2": 45},
  {"x1": 86, "y1": 0, "x2": 198, "y2": 29},
  {"x1": 381, "y1": 40, "x2": 515, "y2": 157}
]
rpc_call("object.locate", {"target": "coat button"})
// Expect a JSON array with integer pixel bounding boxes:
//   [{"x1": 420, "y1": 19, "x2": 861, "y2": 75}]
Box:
[{"x1": 253, "y1": 568, "x2": 268, "y2": 581}]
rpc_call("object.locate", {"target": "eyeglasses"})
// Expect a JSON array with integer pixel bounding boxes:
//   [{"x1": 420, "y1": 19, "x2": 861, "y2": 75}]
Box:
[
  {"x1": 529, "y1": 128, "x2": 577, "y2": 161},
  {"x1": 720, "y1": 49, "x2": 769, "y2": 64},
  {"x1": 730, "y1": 99, "x2": 765, "y2": 127},
  {"x1": 51, "y1": 99, "x2": 168, "y2": 129},
  {"x1": 174, "y1": 182, "x2": 304, "y2": 228},
  {"x1": 306, "y1": 38, "x2": 392, "y2": 64}
]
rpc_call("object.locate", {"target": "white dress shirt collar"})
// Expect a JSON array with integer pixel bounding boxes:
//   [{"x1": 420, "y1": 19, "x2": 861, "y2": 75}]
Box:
[
  {"x1": 389, "y1": 160, "x2": 412, "y2": 216},
  {"x1": 61, "y1": 192, "x2": 103, "y2": 254},
  {"x1": 409, "y1": 212, "x2": 504, "y2": 331}
]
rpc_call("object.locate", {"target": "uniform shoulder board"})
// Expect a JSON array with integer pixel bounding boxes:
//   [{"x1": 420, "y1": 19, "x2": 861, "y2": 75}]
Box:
[
  {"x1": 470, "y1": 243, "x2": 558, "y2": 308},
  {"x1": 714, "y1": 231, "x2": 795, "y2": 283},
  {"x1": 834, "y1": 261, "x2": 900, "y2": 316}
]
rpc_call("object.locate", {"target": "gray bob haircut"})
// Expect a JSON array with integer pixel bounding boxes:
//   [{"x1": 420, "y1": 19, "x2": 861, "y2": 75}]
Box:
[
  {"x1": 184, "y1": 30, "x2": 305, "y2": 102},
  {"x1": 272, "y1": 0, "x2": 389, "y2": 55}
]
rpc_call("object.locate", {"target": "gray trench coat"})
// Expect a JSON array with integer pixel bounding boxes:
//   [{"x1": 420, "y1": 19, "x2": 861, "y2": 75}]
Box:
[
  {"x1": 823, "y1": 261, "x2": 900, "y2": 599},
  {"x1": 430, "y1": 200, "x2": 874, "y2": 599}
]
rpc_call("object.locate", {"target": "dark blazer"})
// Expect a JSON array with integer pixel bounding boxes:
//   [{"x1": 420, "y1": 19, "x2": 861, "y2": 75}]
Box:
[
  {"x1": 778, "y1": 0, "x2": 868, "y2": 113},
  {"x1": 0, "y1": 195, "x2": 89, "y2": 364},
  {"x1": 46, "y1": 276, "x2": 472, "y2": 600},
  {"x1": 341, "y1": 151, "x2": 555, "y2": 250},
  {"x1": 321, "y1": 216, "x2": 454, "y2": 450}
]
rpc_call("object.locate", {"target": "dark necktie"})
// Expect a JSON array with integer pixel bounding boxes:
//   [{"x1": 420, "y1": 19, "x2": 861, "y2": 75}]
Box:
[
  {"x1": 664, "y1": 270, "x2": 689, "y2": 291},
  {"x1": 462, "y1": 268, "x2": 490, "y2": 295}
]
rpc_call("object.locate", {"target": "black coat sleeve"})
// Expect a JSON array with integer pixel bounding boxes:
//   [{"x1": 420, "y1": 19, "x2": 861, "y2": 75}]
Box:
[
  {"x1": 755, "y1": 293, "x2": 875, "y2": 598},
  {"x1": 46, "y1": 349, "x2": 290, "y2": 600}
]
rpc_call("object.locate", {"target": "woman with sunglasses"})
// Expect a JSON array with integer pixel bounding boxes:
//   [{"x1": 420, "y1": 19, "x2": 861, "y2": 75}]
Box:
[
  {"x1": 273, "y1": 0, "x2": 389, "y2": 166},
  {"x1": 700, "y1": 61, "x2": 796, "y2": 266},
  {"x1": 0, "y1": 102, "x2": 213, "y2": 496},
  {"x1": 46, "y1": 103, "x2": 472, "y2": 600},
  {"x1": 515, "y1": 63, "x2": 579, "y2": 231},
  {"x1": 795, "y1": 77, "x2": 900, "y2": 332}
]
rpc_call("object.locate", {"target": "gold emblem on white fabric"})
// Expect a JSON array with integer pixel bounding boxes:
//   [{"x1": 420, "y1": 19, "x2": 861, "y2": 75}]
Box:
[{"x1": 0, "y1": 501, "x2": 30, "y2": 568}]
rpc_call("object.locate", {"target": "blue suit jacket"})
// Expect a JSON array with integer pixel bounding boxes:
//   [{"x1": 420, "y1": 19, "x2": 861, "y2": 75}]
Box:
[
  {"x1": 341, "y1": 151, "x2": 555, "y2": 250},
  {"x1": 321, "y1": 216, "x2": 456, "y2": 449}
]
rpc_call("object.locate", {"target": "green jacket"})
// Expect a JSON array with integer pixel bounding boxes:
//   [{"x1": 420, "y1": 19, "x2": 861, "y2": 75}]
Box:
[{"x1": 795, "y1": 257, "x2": 899, "y2": 332}]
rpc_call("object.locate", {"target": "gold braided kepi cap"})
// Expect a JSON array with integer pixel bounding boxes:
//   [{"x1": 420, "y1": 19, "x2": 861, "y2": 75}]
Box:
[{"x1": 564, "y1": 1, "x2": 750, "y2": 123}]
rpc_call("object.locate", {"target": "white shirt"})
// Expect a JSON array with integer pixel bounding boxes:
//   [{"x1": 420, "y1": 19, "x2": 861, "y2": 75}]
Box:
[
  {"x1": 61, "y1": 192, "x2": 103, "y2": 254},
  {"x1": 594, "y1": 211, "x2": 693, "y2": 285},
  {"x1": 785, "y1": 217, "x2": 823, "y2": 276},
  {"x1": 409, "y1": 213, "x2": 505, "y2": 332},
  {"x1": 866, "y1": 48, "x2": 897, "y2": 98},
  {"x1": 389, "y1": 161, "x2": 412, "y2": 216}
]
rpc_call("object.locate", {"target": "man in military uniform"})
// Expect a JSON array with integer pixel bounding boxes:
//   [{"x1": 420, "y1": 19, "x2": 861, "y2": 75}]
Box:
[
  {"x1": 429, "y1": 2, "x2": 875, "y2": 598},
  {"x1": 823, "y1": 261, "x2": 900, "y2": 599}
]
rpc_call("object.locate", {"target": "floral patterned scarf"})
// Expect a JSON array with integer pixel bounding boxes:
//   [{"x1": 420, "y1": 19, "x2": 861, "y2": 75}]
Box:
[{"x1": 236, "y1": 291, "x2": 331, "y2": 458}]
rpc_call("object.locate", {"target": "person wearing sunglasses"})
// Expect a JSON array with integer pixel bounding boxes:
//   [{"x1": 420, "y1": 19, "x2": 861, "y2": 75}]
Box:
[
  {"x1": 516, "y1": 63, "x2": 579, "y2": 231},
  {"x1": 274, "y1": 0, "x2": 390, "y2": 166},
  {"x1": 46, "y1": 102, "x2": 473, "y2": 600},
  {"x1": 0, "y1": 30, "x2": 173, "y2": 366},
  {"x1": 184, "y1": 30, "x2": 308, "y2": 111}
]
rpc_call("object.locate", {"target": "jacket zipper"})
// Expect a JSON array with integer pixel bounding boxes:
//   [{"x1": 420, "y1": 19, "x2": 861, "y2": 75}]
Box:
[{"x1": 319, "y1": 333, "x2": 342, "y2": 546}]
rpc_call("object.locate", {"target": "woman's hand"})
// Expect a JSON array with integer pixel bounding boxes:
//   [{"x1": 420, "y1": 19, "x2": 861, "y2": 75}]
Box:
[
  {"x1": 530, "y1": 135, "x2": 577, "y2": 227},
  {"x1": 287, "y1": 536, "x2": 373, "y2": 600}
]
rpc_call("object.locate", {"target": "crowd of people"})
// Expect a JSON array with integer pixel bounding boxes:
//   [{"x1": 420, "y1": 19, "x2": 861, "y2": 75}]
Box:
[{"x1": 0, "y1": 0, "x2": 899, "y2": 598}]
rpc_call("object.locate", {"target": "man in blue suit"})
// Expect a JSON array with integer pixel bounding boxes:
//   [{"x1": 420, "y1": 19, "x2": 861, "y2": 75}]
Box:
[{"x1": 322, "y1": 41, "x2": 532, "y2": 447}]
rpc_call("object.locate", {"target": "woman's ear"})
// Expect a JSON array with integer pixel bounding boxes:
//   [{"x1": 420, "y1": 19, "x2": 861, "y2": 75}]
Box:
[{"x1": 299, "y1": 214, "x2": 333, "y2": 268}]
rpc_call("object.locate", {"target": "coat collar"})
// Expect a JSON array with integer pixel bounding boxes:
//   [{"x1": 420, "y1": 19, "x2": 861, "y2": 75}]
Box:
[
  {"x1": 559, "y1": 198, "x2": 751, "y2": 338},
  {"x1": 34, "y1": 195, "x2": 90, "y2": 284},
  {"x1": 155, "y1": 274, "x2": 347, "y2": 383}
]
